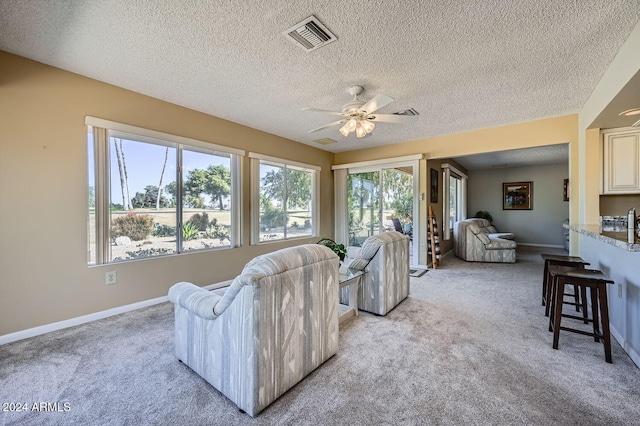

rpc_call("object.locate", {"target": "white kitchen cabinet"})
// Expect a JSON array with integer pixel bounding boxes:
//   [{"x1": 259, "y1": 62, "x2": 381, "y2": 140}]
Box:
[{"x1": 602, "y1": 127, "x2": 640, "y2": 194}]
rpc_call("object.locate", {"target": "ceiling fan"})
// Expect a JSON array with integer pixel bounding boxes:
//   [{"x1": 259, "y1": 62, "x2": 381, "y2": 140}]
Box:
[{"x1": 303, "y1": 85, "x2": 417, "y2": 138}]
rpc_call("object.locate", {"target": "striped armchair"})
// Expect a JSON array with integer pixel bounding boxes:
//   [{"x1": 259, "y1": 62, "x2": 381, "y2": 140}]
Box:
[
  {"x1": 453, "y1": 218, "x2": 516, "y2": 263},
  {"x1": 168, "y1": 244, "x2": 339, "y2": 417},
  {"x1": 341, "y1": 231, "x2": 411, "y2": 315}
]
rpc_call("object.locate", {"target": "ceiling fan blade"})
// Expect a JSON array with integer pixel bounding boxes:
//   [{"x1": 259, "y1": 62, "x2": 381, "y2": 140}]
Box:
[
  {"x1": 307, "y1": 120, "x2": 344, "y2": 133},
  {"x1": 302, "y1": 107, "x2": 344, "y2": 116},
  {"x1": 359, "y1": 94, "x2": 394, "y2": 114},
  {"x1": 368, "y1": 113, "x2": 416, "y2": 123}
]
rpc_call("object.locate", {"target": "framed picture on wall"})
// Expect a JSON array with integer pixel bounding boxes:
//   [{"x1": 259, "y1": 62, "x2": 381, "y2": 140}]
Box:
[
  {"x1": 503, "y1": 181, "x2": 532, "y2": 210},
  {"x1": 430, "y1": 169, "x2": 438, "y2": 203},
  {"x1": 563, "y1": 178, "x2": 569, "y2": 201}
]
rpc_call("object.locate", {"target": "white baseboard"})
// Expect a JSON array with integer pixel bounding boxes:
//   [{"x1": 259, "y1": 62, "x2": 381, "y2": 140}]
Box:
[
  {"x1": 610, "y1": 324, "x2": 640, "y2": 368},
  {"x1": 0, "y1": 281, "x2": 231, "y2": 346},
  {"x1": 518, "y1": 243, "x2": 565, "y2": 249}
]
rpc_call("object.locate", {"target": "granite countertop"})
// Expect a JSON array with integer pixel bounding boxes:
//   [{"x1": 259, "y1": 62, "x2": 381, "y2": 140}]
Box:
[{"x1": 564, "y1": 224, "x2": 640, "y2": 252}]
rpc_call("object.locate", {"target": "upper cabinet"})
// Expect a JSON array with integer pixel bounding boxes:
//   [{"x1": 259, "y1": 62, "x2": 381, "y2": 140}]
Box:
[{"x1": 602, "y1": 127, "x2": 640, "y2": 194}]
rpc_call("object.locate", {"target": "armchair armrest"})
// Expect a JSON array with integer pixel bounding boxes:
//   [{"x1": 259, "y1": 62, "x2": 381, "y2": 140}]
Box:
[{"x1": 168, "y1": 282, "x2": 224, "y2": 320}]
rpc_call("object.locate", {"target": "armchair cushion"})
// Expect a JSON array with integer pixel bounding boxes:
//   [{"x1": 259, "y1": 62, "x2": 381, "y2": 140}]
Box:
[
  {"x1": 349, "y1": 236, "x2": 383, "y2": 270},
  {"x1": 485, "y1": 238, "x2": 517, "y2": 250}
]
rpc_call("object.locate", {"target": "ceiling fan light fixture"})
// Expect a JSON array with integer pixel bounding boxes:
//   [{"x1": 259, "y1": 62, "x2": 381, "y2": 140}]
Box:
[
  {"x1": 339, "y1": 123, "x2": 351, "y2": 137},
  {"x1": 361, "y1": 120, "x2": 375, "y2": 133},
  {"x1": 303, "y1": 85, "x2": 417, "y2": 139}
]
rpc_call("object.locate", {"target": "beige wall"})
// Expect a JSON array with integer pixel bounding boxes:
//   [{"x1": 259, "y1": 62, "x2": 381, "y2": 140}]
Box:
[
  {"x1": 0, "y1": 52, "x2": 335, "y2": 335},
  {"x1": 468, "y1": 163, "x2": 570, "y2": 246},
  {"x1": 334, "y1": 115, "x2": 578, "y2": 164}
]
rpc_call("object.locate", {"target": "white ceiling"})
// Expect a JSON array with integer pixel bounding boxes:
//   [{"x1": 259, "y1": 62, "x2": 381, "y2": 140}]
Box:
[
  {"x1": 1, "y1": 1, "x2": 639, "y2": 158},
  {"x1": 452, "y1": 143, "x2": 568, "y2": 171}
]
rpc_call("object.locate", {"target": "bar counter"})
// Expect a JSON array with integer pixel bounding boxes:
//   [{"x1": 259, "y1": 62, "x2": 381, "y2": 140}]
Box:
[{"x1": 563, "y1": 224, "x2": 640, "y2": 252}]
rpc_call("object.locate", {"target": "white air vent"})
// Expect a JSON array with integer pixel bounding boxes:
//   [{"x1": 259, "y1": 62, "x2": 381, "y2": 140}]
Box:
[
  {"x1": 313, "y1": 137, "x2": 337, "y2": 145},
  {"x1": 283, "y1": 16, "x2": 337, "y2": 52}
]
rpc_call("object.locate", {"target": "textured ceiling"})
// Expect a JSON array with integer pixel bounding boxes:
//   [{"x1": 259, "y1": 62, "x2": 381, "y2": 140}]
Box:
[
  {"x1": 453, "y1": 144, "x2": 568, "y2": 171},
  {"x1": 1, "y1": 1, "x2": 639, "y2": 155}
]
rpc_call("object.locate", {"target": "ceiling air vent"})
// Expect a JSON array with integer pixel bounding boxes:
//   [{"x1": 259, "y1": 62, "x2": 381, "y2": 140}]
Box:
[
  {"x1": 283, "y1": 16, "x2": 337, "y2": 52},
  {"x1": 313, "y1": 138, "x2": 337, "y2": 145}
]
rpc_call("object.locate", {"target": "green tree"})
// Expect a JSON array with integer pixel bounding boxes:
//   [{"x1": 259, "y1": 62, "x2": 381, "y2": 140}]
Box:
[
  {"x1": 205, "y1": 164, "x2": 231, "y2": 210},
  {"x1": 261, "y1": 168, "x2": 311, "y2": 210},
  {"x1": 184, "y1": 165, "x2": 231, "y2": 210},
  {"x1": 165, "y1": 181, "x2": 177, "y2": 199},
  {"x1": 131, "y1": 185, "x2": 169, "y2": 209},
  {"x1": 383, "y1": 170, "x2": 413, "y2": 220},
  {"x1": 88, "y1": 186, "x2": 95, "y2": 209},
  {"x1": 348, "y1": 172, "x2": 379, "y2": 222}
]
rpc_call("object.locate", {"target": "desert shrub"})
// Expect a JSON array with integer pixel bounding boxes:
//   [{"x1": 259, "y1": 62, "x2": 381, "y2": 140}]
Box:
[
  {"x1": 304, "y1": 219, "x2": 311, "y2": 229},
  {"x1": 182, "y1": 222, "x2": 199, "y2": 241},
  {"x1": 204, "y1": 218, "x2": 230, "y2": 241},
  {"x1": 261, "y1": 205, "x2": 285, "y2": 229},
  {"x1": 111, "y1": 212, "x2": 155, "y2": 241},
  {"x1": 291, "y1": 221, "x2": 299, "y2": 229},
  {"x1": 187, "y1": 212, "x2": 210, "y2": 231},
  {"x1": 113, "y1": 247, "x2": 173, "y2": 261},
  {"x1": 152, "y1": 223, "x2": 176, "y2": 237}
]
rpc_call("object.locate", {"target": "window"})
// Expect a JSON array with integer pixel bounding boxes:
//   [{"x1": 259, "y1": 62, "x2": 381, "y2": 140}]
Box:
[
  {"x1": 250, "y1": 153, "x2": 319, "y2": 243},
  {"x1": 449, "y1": 174, "x2": 461, "y2": 230},
  {"x1": 87, "y1": 117, "x2": 242, "y2": 265},
  {"x1": 441, "y1": 163, "x2": 467, "y2": 240}
]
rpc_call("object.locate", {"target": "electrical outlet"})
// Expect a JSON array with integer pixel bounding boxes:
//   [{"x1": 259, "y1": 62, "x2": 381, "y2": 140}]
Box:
[
  {"x1": 106, "y1": 271, "x2": 117, "y2": 285},
  {"x1": 618, "y1": 283, "x2": 622, "y2": 298}
]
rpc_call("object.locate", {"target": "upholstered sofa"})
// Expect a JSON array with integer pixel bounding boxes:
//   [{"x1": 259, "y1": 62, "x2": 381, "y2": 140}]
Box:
[
  {"x1": 453, "y1": 218, "x2": 516, "y2": 263},
  {"x1": 341, "y1": 231, "x2": 410, "y2": 315},
  {"x1": 168, "y1": 244, "x2": 339, "y2": 417}
]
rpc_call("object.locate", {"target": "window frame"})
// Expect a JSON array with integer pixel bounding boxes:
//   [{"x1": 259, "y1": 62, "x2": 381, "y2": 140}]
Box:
[
  {"x1": 441, "y1": 163, "x2": 467, "y2": 240},
  {"x1": 249, "y1": 152, "x2": 320, "y2": 245},
  {"x1": 86, "y1": 116, "x2": 244, "y2": 265}
]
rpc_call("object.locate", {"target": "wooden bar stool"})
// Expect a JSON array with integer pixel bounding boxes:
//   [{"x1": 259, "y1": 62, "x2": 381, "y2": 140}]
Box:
[
  {"x1": 548, "y1": 265, "x2": 614, "y2": 363},
  {"x1": 541, "y1": 253, "x2": 589, "y2": 317}
]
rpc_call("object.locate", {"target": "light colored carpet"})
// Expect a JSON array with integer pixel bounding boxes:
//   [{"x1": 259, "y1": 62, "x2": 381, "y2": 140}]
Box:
[{"x1": 1, "y1": 247, "x2": 639, "y2": 425}]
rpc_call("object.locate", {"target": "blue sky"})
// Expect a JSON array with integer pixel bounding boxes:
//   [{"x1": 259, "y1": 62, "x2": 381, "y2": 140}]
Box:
[{"x1": 88, "y1": 132, "x2": 229, "y2": 206}]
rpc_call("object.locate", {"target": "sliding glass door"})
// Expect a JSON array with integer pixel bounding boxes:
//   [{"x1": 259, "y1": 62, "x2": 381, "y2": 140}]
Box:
[{"x1": 345, "y1": 162, "x2": 418, "y2": 266}]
